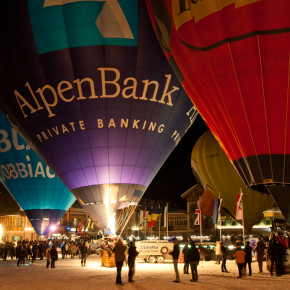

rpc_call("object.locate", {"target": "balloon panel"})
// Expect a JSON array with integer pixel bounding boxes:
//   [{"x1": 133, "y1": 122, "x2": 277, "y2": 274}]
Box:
[
  {"x1": 147, "y1": 0, "x2": 290, "y2": 222},
  {"x1": 0, "y1": 111, "x2": 76, "y2": 234},
  {"x1": 0, "y1": 1, "x2": 196, "y2": 228},
  {"x1": 191, "y1": 131, "x2": 274, "y2": 230}
]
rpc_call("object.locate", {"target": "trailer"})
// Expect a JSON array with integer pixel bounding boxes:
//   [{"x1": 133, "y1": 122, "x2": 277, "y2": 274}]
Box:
[{"x1": 135, "y1": 240, "x2": 174, "y2": 263}]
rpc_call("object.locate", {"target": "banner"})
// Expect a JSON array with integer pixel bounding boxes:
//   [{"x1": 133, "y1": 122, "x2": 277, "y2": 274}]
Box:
[
  {"x1": 163, "y1": 205, "x2": 168, "y2": 227},
  {"x1": 194, "y1": 209, "x2": 201, "y2": 225},
  {"x1": 139, "y1": 210, "x2": 148, "y2": 226},
  {"x1": 212, "y1": 199, "x2": 221, "y2": 224},
  {"x1": 147, "y1": 214, "x2": 153, "y2": 228},
  {"x1": 236, "y1": 193, "x2": 243, "y2": 220}
]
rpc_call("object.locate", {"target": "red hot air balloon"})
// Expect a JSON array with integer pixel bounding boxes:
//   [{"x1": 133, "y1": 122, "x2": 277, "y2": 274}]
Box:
[{"x1": 147, "y1": 0, "x2": 290, "y2": 222}]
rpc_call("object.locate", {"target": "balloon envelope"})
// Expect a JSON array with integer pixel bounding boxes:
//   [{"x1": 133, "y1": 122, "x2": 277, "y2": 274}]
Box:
[
  {"x1": 0, "y1": 1, "x2": 197, "y2": 228},
  {"x1": 0, "y1": 111, "x2": 76, "y2": 235},
  {"x1": 147, "y1": 0, "x2": 290, "y2": 222},
  {"x1": 191, "y1": 131, "x2": 274, "y2": 230}
]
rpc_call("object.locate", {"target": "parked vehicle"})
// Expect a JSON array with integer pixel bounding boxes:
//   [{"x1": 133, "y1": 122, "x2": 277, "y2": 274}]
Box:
[{"x1": 135, "y1": 240, "x2": 174, "y2": 263}]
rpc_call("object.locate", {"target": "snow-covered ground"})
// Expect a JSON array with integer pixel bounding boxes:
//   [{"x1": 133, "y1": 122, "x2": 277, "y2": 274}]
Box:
[{"x1": 0, "y1": 255, "x2": 289, "y2": 290}]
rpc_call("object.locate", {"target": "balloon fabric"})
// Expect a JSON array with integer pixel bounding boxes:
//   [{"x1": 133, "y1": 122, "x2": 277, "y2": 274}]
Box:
[{"x1": 0, "y1": 1, "x2": 197, "y2": 228}]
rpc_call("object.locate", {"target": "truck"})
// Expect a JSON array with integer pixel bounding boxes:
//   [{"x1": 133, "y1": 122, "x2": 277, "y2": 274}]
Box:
[{"x1": 135, "y1": 240, "x2": 174, "y2": 263}]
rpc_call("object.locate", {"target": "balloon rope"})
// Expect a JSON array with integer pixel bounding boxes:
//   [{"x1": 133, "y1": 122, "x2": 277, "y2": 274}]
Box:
[
  {"x1": 256, "y1": 35, "x2": 274, "y2": 181},
  {"x1": 227, "y1": 40, "x2": 263, "y2": 184},
  {"x1": 119, "y1": 205, "x2": 137, "y2": 237},
  {"x1": 283, "y1": 52, "x2": 290, "y2": 184},
  {"x1": 116, "y1": 206, "x2": 132, "y2": 232},
  {"x1": 115, "y1": 206, "x2": 130, "y2": 232}
]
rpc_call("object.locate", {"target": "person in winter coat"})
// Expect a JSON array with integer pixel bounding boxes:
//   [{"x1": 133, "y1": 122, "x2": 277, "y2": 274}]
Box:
[
  {"x1": 38, "y1": 242, "x2": 44, "y2": 260},
  {"x1": 169, "y1": 239, "x2": 180, "y2": 283},
  {"x1": 268, "y1": 238, "x2": 282, "y2": 276},
  {"x1": 3, "y1": 242, "x2": 9, "y2": 261},
  {"x1": 80, "y1": 242, "x2": 88, "y2": 267},
  {"x1": 256, "y1": 237, "x2": 265, "y2": 272},
  {"x1": 32, "y1": 242, "x2": 37, "y2": 261},
  {"x1": 187, "y1": 241, "x2": 200, "y2": 282},
  {"x1": 113, "y1": 239, "x2": 127, "y2": 285},
  {"x1": 60, "y1": 242, "x2": 66, "y2": 259},
  {"x1": 244, "y1": 241, "x2": 252, "y2": 276},
  {"x1": 70, "y1": 243, "x2": 77, "y2": 259},
  {"x1": 127, "y1": 242, "x2": 139, "y2": 282},
  {"x1": 221, "y1": 242, "x2": 229, "y2": 273},
  {"x1": 64, "y1": 242, "x2": 70, "y2": 258},
  {"x1": 50, "y1": 245, "x2": 58, "y2": 268},
  {"x1": 10, "y1": 243, "x2": 15, "y2": 260},
  {"x1": 233, "y1": 242, "x2": 245, "y2": 278},
  {"x1": 278, "y1": 240, "x2": 286, "y2": 275},
  {"x1": 182, "y1": 243, "x2": 189, "y2": 274},
  {"x1": 16, "y1": 242, "x2": 24, "y2": 266},
  {"x1": 46, "y1": 248, "x2": 51, "y2": 268}
]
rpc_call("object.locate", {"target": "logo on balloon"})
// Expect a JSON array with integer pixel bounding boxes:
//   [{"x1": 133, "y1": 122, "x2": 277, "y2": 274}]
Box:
[
  {"x1": 173, "y1": 0, "x2": 261, "y2": 28},
  {"x1": 0, "y1": 128, "x2": 55, "y2": 182},
  {"x1": 27, "y1": 0, "x2": 138, "y2": 54},
  {"x1": 43, "y1": 0, "x2": 134, "y2": 39}
]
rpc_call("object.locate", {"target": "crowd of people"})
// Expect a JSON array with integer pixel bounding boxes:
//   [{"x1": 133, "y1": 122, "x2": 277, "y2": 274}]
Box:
[
  {"x1": 0, "y1": 231, "x2": 289, "y2": 285},
  {"x1": 169, "y1": 231, "x2": 289, "y2": 283},
  {"x1": 0, "y1": 239, "x2": 89, "y2": 268}
]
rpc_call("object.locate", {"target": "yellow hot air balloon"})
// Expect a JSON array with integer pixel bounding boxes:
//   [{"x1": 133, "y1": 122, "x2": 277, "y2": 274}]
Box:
[{"x1": 191, "y1": 131, "x2": 274, "y2": 231}]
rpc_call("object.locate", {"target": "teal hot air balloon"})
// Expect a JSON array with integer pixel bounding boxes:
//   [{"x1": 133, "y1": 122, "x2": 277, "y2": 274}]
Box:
[{"x1": 0, "y1": 111, "x2": 76, "y2": 235}]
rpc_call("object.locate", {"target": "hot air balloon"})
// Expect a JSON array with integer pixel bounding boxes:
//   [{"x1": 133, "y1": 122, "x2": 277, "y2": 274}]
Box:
[
  {"x1": 0, "y1": 111, "x2": 76, "y2": 235},
  {"x1": 0, "y1": 1, "x2": 197, "y2": 230},
  {"x1": 146, "y1": 0, "x2": 290, "y2": 222},
  {"x1": 191, "y1": 131, "x2": 274, "y2": 230}
]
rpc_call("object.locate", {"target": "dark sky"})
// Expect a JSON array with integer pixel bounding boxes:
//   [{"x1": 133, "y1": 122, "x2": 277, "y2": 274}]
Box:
[
  {"x1": 141, "y1": 115, "x2": 208, "y2": 210},
  {"x1": 0, "y1": 116, "x2": 208, "y2": 214}
]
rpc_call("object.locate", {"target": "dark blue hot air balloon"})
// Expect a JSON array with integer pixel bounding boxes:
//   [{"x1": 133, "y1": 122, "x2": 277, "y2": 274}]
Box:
[
  {"x1": 0, "y1": 111, "x2": 76, "y2": 235},
  {"x1": 0, "y1": 0, "x2": 197, "y2": 229}
]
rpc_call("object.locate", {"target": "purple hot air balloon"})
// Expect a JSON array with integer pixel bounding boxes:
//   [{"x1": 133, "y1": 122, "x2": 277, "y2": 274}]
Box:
[{"x1": 0, "y1": 0, "x2": 197, "y2": 229}]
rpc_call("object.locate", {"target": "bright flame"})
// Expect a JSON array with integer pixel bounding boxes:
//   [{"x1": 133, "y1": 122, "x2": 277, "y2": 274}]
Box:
[
  {"x1": 0, "y1": 224, "x2": 3, "y2": 241},
  {"x1": 108, "y1": 213, "x2": 116, "y2": 235},
  {"x1": 50, "y1": 225, "x2": 57, "y2": 232}
]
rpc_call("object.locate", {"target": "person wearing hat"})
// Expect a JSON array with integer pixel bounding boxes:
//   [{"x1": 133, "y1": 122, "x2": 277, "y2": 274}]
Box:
[
  {"x1": 187, "y1": 241, "x2": 200, "y2": 282},
  {"x1": 244, "y1": 241, "x2": 252, "y2": 276}
]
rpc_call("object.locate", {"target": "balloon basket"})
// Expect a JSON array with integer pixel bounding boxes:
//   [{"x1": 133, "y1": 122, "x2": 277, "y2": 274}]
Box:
[{"x1": 101, "y1": 250, "x2": 115, "y2": 267}]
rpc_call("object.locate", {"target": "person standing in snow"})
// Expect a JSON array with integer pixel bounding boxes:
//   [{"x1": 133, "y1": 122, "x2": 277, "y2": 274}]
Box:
[
  {"x1": 128, "y1": 242, "x2": 139, "y2": 282},
  {"x1": 244, "y1": 241, "x2": 252, "y2": 276},
  {"x1": 187, "y1": 241, "x2": 200, "y2": 282},
  {"x1": 183, "y1": 242, "x2": 189, "y2": 274},
  {"x1": 70, "y1": 243, "x2": 77, "y2": 259},
  {"x1": 221, "y1": 242, "x2": 229, "y2": 273},
  {"x1": 50, "y1": 245, "x2": 58, "y2": 268},
  {"x1": 268, "y1": 238, "x2": 282, "y2": 276},
  {"x1": 256, "y1": 237, "x2": 265, "y2": 273},
  {"x1": 113, "y1": 239, "x2": 127, "y2": 285},
  {"x1": 46, "y1": 247, "x2": 51, "y2": 268},
  {"x1": 169, "y1": 238, "x2": 180, "y2": 283},
  {"x1": 80, "y1": 242, "x2": 88, "y2": 267},
  {"x1": 233, "y1": 242, "x2": 245, "y2": 278}
]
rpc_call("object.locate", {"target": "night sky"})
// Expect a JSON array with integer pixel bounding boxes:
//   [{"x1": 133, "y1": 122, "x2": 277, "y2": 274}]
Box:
[{"x1": 141, "y1": 115, "x2": 208, "y2": 210}]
